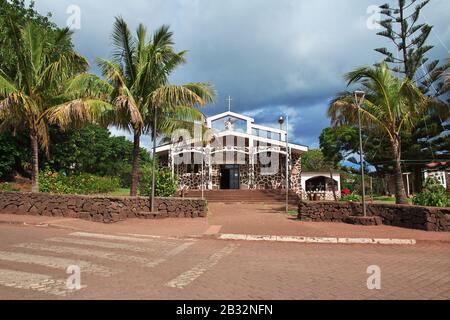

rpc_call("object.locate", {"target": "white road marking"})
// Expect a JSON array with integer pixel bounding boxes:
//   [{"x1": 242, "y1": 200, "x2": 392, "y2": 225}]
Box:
[
  {"x1": 120, "y1": 233, "x2": 163, "y2": 239},
  {"x1": 0, "y1": 251, "x2": 115, "y2": 276},
  {"x1": 46, "y1": 237, "x2": 156, "y2": 253},
  {"x1": 121, "y1": 233, "x2": 194, "y2": 241},
  {"x1": 145, "y1": 242, "x2": 195, "y2": 268},
  {"x1": 15, "y1": 243, "x2": 161, "y2": 268},
  {"x1": 166, "y1": 244, "x2": 237, "y2": 289},
  {"x1": 69, "y1": 232, "x2": 183, "y2": 245},
  {"x1": 0, "y1": 269, "x2": 80, "y2": 296},
  {"x1": 218, "y1": 234, "x2": 416, "y2": 245}
]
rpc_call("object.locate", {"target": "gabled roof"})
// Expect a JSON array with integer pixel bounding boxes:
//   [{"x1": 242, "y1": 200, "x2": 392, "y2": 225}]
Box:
[
  {"x1": 155, "y1": 110, "x2": 309, "y2": 154},
  {"x1": 206, "y1": 111, "x2": 255, "y2": 124}
]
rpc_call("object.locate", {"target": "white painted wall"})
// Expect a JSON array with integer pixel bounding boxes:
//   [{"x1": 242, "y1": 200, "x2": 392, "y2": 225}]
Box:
[{"x1": 301, "y1": 172, "x2": 341, "y2": 193}]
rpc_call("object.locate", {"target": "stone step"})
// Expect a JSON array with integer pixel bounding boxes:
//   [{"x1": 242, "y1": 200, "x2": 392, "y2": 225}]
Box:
[{"x1": 183, "y1": 190, "x2": 299, "y2": 203}]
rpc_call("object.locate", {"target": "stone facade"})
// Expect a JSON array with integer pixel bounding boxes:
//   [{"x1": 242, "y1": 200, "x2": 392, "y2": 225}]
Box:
[
  {"x1": 157, "y1": 110, "x2": 309, "y2": 195},
  {"x1": 290, "y1": 154, "x2": 302, "y2": 196},
  {"x1": 173, "y1": 154, "x2": 302, "y2": 194},
  {"x1": 298, "y1": 201, "x2": 450, "y2": 232},
  {"x1": 0, "y1": 192, "x2": 207, "y2": 223}
]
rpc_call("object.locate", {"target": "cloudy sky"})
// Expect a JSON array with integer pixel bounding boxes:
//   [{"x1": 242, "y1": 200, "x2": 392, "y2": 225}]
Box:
[{"x1": 29, "y1": 0, "x2": 450, "y2": 149}]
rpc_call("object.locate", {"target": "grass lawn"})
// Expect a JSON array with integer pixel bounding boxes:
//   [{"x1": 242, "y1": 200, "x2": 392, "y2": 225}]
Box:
[
  {"x1": 286, "y1": 210, "x2": 298, "y2": 216},
  {"x1": 372, "y1": 196, "x2": 413, "y2": 204},
  {"x1": 103, "y1": 188, "x2": 131, "y2": 197}
]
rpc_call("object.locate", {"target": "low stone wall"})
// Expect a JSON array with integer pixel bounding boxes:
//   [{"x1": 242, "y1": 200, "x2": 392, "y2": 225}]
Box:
[
  {"x1": 298, "y1": 201, "x2": 450, "y2": 232},
  {"x1": 0, "y1": 192, "x2": 207, "y2": 223}
]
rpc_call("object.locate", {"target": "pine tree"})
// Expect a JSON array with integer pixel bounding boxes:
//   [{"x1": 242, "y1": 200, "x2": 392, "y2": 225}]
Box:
[
  {"x1": 375, "y1": 0, "x2": 449, "y2": 97},
  {"x1": 376, "y1": 0, "x2": 449, "y2": 193}
]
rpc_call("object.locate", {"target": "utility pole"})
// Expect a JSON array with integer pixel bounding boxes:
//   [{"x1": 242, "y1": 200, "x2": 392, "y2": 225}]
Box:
[
  {"x1": 285, "y1": 115, "x2": 289, "y2": 213},
  {"x1": 354, "y1": 91, "x2": 367, "y2": 217}
]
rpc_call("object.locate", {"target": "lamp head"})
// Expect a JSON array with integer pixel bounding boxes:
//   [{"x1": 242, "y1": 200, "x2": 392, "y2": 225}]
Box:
[
  {"x1": 353, "y1": 90, "x2": 366, "y2": 106},
  {"x1": 278, "y1": 115, "x2": 284, "y2": 125}
]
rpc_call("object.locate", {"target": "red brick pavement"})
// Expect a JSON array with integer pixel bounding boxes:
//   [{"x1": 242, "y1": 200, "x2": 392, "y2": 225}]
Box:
[
  {"x1": 1, "y1": 202, "x2": 449, "y2": 243},
  {"x1": 206, "y1": 203, "x2": 450, "y2": 243},
  {"x1": 0, "y1": 224, "x2": 448, "y2": 300}
]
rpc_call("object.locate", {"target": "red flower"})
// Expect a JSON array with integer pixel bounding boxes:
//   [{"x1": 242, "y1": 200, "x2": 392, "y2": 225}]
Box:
[{"x1": 341, "y1": 189, "x2": 351, "y2": 195}]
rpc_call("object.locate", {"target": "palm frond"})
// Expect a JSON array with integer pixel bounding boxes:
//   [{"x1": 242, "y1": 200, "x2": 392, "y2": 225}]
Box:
[
  {"x1": 36, "y1": 120, "x2": 50, "y2": 156},
  {"x1": 40, "y1": 51, "x2": 88, "y2": 86},
  {"x1": 149, "y1": 85, "x2": 204, "y2": 108},
  {"x1": 53, "y1": 27, "x2": 74, "y2": 47},
  {"x1": 45, "y1": 99, "x2": 113, "y2": 130},
  {"x1": 96, "y1": 58, "x2": 127, "y2": 87},
  {"x1": 111, "y1": 16, "x2": 136, "y2": 83},
  {"x1": 0, "y1": 71, "x2": 19, "y2": 97},
  {"x1": 22, "y1": 23, "x2": 44, "y2": 78},
  {"x1": 114, "y1": 93, "x2": 143, "y2": 128},
  {"x1": 182, "y1": 83, "x2": 216, "y2": 105},
  {"x1": 64, "y1": 73, "x2": 113, "y2": 99},
  {"x1": 7, "y1": 17, "x2": 33, "y2": 94},
  {"x1": 152, "y1": 25, "x2": 174, "y2": 49}
]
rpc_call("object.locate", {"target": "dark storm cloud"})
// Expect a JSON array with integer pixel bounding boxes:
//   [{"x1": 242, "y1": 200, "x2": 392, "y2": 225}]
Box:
[{"x1": 30, "y1": 0, "x2": 450, "y2": 148}]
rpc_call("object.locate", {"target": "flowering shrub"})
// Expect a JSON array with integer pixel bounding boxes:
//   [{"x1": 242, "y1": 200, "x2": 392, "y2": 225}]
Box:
[
  {"x1": 340, "y1": 192, "x2": 361, "y2": 202},
  {"x1": 39, "y1": 168, "x2": 120, "y2": 195}
]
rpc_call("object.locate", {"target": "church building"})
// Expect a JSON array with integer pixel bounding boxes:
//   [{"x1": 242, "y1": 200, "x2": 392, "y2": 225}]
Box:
[{"x1": 155, "y1": 98, "x2": 341, "y2": 199}]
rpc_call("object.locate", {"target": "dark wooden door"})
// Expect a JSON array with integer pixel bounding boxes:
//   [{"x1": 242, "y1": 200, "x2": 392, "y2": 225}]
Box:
[
  {"x1": 220, "y1": 165, "x2": 240, "y2": 189},
  {"x1": 229, "y1": 167, "x2": 240, "y2": 189}
]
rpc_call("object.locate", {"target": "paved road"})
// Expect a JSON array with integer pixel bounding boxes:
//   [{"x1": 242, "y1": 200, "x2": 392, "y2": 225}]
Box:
[{"x1": 0, "y1": 223, "x2": 448, "y2": 300}]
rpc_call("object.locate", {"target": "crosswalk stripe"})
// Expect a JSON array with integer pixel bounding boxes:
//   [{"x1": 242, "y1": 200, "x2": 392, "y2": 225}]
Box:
[
  {"x1": 15, "y1": 243, "x2": 160, "y2": 267},
  {"x1": 121, "y1": 233, "x2": 185, "y2": 241},
  {"x1": 144, "y1": 242, "x2": 195, "y2": 268},
  {"x1": 0, "y1": 269, "x2": 76, "y2": 296},
  {"x1": 46, "y1": 237, "x2": 156, "y2": 253},
  {"x1": 166, "y1": 244, "x2": 237, "y2": 289},
  {"x1": 0, "y1": 251, "x2": 114, "y2": 277},
  {"x1": 69, "y1": 232, "x2": 174, "y2": 244}
]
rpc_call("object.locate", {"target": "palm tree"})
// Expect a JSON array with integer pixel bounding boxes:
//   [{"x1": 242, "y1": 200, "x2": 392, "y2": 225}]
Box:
[
  {"x1": 328, "y1": 63, "x2": 448, "y2": 204},
  {"x1": 0, "y1": 20, "x2": 110, "y2": 192},
  {"x1": 98, "y1": 17, "x2": 215, "y2": 196}
]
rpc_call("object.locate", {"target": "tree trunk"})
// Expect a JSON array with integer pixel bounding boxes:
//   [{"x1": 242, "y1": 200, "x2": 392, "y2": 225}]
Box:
[
  {"x1": 130, "y1": 130, "x2": 141, "y2": 197},
  {"x1": 391, "y1": 138, "x2": 408, "y2": 204},
  {"x1": 30, "y1": 131, "x2": 39, "y2": 193}
]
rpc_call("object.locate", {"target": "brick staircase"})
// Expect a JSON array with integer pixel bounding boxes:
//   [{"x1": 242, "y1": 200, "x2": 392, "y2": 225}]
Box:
[{"x1": 184, "y1": 189, "x2": 299, "y2": 204}]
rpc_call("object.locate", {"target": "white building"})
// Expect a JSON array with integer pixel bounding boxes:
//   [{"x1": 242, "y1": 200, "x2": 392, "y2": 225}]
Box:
[{"x1": 155, "y1": 108, "x2": 342, "y2": 199}]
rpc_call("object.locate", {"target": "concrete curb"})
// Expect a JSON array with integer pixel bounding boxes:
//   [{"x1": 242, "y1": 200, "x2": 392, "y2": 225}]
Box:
[{"x1": 218, "y1": 233, "x2": 417, "y2": 245}]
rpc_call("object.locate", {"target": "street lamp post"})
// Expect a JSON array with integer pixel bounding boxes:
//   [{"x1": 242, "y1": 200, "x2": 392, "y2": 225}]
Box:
[
  {"x1": 278, "y1": 116, "x2": 284, "y2": 131},
  {"x1": 354, "y1": 91, "x2": 367, "y2": 217},
  {"x1": 279, "y1": 115, "x2": 289, "y2": 213},
  {"x1": 150, "y1": 106, "x2": 158, "y2": 213}
]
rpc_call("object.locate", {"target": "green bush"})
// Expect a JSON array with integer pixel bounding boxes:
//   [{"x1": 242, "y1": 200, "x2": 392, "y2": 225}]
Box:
[
  {"x1": 340, "y1": 193, "x2": 361, "y2": 202},
  {"x1": 39, "y1": 168, "x2": 120, "y2": 195},
  {"x1": 139, "y1": 167, "x2": 179, "y2": 197},
  {"x1": 413, "y1": 177, "x2": 448, "y2": 208}
]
